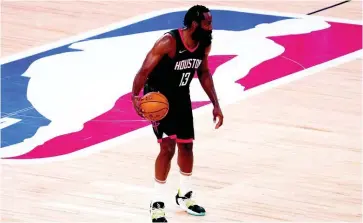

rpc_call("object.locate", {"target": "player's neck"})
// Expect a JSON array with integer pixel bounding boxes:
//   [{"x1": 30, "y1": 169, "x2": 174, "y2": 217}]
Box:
[{"x1": 181, "y1": 28, "x2": 199, "y2": 49}]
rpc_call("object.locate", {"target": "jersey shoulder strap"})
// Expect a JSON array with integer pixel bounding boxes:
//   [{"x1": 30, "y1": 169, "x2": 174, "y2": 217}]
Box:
[
  {"x1": 165, "y1": 29, "x2": 183, "y2": 49},
  {"x1": 166, "y1": 29, "x2": 180, "y2": 40}
]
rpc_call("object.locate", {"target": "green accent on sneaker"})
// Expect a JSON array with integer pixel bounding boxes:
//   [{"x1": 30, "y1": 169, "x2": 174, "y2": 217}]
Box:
[
  {"x1": 185, "y1": 199, "x2": 196, "y2": 208},
  {"x1": 151, "y1": 209, "x2": 165, "y2": 220},
  {"x1": 177, "y1": 189, "x2": 197, "y2": 208}
]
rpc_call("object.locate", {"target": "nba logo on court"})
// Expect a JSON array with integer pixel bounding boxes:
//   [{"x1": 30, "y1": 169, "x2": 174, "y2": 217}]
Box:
[{"x1": 1, "y1": 6, "x2": 362, "y2": 163}]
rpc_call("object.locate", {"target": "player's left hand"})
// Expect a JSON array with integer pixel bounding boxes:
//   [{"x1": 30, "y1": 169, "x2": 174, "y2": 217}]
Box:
[{"x1": 213, "y1": 105, "x2": 224, "y2": 129}]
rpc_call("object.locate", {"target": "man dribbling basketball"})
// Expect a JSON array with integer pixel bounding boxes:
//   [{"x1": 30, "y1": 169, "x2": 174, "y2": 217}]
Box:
[{"x1": 131, "y1": 5, "x2": 223, "y2": 222}]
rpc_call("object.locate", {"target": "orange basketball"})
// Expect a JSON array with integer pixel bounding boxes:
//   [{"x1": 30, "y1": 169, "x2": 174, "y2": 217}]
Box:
[{"x1": 139, "y1": 92, "x2": 169, "y2": 122}]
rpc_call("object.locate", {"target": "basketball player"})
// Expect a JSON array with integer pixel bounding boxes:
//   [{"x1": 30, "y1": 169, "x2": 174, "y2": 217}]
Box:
[{"x1": 131, "y1": 5, "x2": 223, "y2": 222}]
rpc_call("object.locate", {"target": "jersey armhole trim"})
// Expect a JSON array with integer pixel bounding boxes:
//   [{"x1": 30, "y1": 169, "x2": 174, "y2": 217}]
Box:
[{"x1": 163, "y1": 32, "x2": 177, "y2": 59}]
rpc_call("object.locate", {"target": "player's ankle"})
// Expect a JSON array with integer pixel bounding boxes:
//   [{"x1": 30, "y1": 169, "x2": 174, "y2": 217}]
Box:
[
  {"x1": 179, "y1": 171, "x2": 192, "y2": 195},
  {"x1": 153, "y1": 178, "x2": 167, "y2": 203}
]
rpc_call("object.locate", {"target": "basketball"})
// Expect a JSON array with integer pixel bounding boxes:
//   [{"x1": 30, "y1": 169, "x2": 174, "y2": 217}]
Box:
[{"x1": 139, "y1": 92, "x2": 169, "y2": 122}]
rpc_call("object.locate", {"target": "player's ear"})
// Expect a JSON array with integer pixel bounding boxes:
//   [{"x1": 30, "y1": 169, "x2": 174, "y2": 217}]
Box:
[{"x1": 191, "y1": 21, "x2": 199, "y2": 30}]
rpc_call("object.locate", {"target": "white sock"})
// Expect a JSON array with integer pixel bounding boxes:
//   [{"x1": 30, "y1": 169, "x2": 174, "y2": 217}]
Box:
[
  {"x1": 153, "y1": 178, "x2": 167, "y2": 203},
  {"x1": 179, "y1": 171, "x2": 192, "y2": 196}
]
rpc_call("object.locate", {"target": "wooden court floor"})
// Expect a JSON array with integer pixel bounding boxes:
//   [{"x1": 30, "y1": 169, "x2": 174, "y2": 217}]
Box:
[{"x1": 1, "y1": 1, "x2": 362, "y2": 222}]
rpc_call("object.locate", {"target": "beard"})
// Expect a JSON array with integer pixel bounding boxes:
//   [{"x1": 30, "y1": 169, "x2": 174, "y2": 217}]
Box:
[{"x1": 191, "y1": 26, "x2": 212, "y2": 46}]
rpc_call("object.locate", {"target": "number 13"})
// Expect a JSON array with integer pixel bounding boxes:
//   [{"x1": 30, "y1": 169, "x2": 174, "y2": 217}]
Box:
[{"x1": 179, "y1": 72, "x2": 191, "y2": 86}]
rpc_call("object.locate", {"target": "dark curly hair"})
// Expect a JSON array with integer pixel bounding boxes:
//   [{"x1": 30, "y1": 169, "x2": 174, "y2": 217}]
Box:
[{"x1": 183, "y1": 5, "x2": 210, "y2": 28}]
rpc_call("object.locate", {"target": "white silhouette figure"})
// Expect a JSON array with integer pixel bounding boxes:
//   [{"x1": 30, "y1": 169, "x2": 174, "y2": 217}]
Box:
[{"x1": 0, "y1": 18, "x2": 330, "y2": 158}]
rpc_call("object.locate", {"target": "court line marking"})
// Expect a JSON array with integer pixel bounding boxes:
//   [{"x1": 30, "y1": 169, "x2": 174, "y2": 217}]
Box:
[
  {"x1": 307, "y1": 0, "x2": 352, "y2": 15},
  {"x1": 0, "y1": 5, "x2": 361, "y2": 65}
]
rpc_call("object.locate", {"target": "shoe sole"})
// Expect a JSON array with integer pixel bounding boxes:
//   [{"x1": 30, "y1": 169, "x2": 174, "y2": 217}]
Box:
[
  {"x1": 186, "y1": 209, "x2": 206, "y2": 216},
  {"x1": 176, "y1": 202, "x2": 206, "y2": 216}
]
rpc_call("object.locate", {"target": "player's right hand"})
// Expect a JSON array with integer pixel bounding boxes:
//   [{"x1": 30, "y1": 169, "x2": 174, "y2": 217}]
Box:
[{"x1": 131, "y1": 95, "x2": 144, "y2": 118}]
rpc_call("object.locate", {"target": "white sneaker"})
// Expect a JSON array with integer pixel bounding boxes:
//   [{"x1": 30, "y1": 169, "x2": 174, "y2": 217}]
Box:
[
  {"x1": 150, "y1": 201, "x2": 168, "y2": 222},
  {"x1": 175, "y1": 189, "x2": 206, "y2": 216}
]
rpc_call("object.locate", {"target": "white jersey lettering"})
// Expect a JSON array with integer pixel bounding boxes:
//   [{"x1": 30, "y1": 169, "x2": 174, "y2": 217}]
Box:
[{"x1": 174, "y1": 58, "x2": 202, "y2": 71}]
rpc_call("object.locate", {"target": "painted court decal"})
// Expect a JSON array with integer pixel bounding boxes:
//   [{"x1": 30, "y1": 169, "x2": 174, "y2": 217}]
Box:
[{"x1": 0, "y1": 7, "x2": 362, "y2": 163}]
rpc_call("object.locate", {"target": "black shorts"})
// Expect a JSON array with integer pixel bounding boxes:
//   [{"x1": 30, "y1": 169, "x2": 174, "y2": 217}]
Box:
[{"x1": 143, "y1": 83, "x2": 194, "y2": 144}]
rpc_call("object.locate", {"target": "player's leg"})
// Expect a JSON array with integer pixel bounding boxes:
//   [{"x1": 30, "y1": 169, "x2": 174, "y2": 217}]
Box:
[
  {"x1": 151, "y1": 104, "x2": 177, "y2": 187},
  {"x1": 174, "y1": 101, "x2": 206, "y2": 216},
  {"x1": 155, "y1": 137, "x2": 176, "y2": 182},
  {"x1": 176, "y1": 143, "x2": 206, "y2": 216},
  {"x1": 144, "y1": 82, "x2": 176, "y2": 184},
  {"x1": 150, "y1": 136, "x2": 176, "y2": 223},
  {"x1": 146, "y1": 87, "x2": 177, "y2": 222},
  {"x1": 153, "y1": 137, "x2": 176, "y2": 203},
  {"x1": 177, "y1": 142, "x2": 193, "y2": 194}
]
